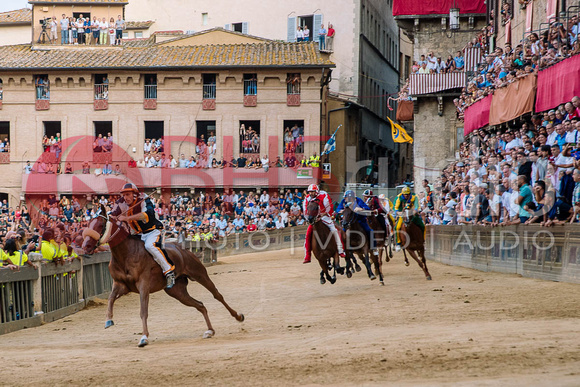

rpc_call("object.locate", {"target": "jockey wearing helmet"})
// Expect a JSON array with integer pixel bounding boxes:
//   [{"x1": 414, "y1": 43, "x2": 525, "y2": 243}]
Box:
[
  {"x1": 363, "y1": 189, "x2": 394, "y2": 236},
  {"x1": 302, "y1": 183, "x2": 345, "y2": 264},
  {"x1": 392, "y1": 186, "x2": 419, "y2": 252},
  {"x1": 336, "y1": 190, "x2": 379, "y2": 255},
  {"x1": 112, "y1": 183, "x2": 176, "y2": 288}
]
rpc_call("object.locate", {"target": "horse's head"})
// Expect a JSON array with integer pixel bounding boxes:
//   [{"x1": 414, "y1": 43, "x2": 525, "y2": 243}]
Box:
[
  {"x1": 81, "y1": 204, "x2": 110, "y2": 255},
  {"x1": 341, "y1": 203, "x2": 355, "y2": 229},
  {"x1": 306, "y1": 198, "x2": 320, "y2": 225}
]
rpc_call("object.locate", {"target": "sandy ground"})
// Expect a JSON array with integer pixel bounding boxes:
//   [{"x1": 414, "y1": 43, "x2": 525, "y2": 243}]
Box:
[{"x1": 1, "y1": 249, "x2": 580, "y2": 386}]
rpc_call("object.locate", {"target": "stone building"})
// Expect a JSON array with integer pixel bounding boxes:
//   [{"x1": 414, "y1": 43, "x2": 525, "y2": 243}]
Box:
[
  {"x1": 394, "y1": 0, "x2": 488, "y2": 190},
  {"x1": 0, "y1": 8, "x2": 32, "y2": 46},
  {"x1": 0, "y1": 29, "x2": 332, "y2": 204}
]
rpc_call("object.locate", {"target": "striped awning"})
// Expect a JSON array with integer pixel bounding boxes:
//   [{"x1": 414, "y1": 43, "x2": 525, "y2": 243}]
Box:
[
  {"x1": 408, "y1": 72, "x2": 465, "y2": 96},
  {"x1": 464, "y1": 47, "x2": 483, "y2": 72}
]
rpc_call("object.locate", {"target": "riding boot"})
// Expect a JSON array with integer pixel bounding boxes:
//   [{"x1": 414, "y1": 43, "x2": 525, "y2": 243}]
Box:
[
  {"x1": 303, "y1": 225, "x2": 313, "y2": 263},
  {"x1": 165, "y1": 270, "x2": 176, "y2": 289}
]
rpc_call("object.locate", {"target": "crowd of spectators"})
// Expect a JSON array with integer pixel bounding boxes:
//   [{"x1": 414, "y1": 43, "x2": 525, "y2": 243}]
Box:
[
  {"x1": 45, "y1": 13, "x2": 125, "y2": 46},
  {"x1": 283, "y1": 124, "x2": 305, "y2": 154},
  {"x1": 421, "y1": 96, "x2": 580, "y2": 226},
  {"x1": 455, "y1": 13, "x2": 580, "y2": 117},
  {"x1": 0, "y1": 187, "x2": 310, "y2": 270}
]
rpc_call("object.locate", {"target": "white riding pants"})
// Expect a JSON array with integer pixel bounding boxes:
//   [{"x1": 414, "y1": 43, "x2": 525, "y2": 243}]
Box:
[{"x1": 141, "y1": 229, "x2": 173, "y2": 274}]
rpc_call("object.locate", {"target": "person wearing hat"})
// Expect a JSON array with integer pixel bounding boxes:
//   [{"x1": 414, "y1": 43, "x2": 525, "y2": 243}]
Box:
[
  {"x1": 392, "y1": 186, "x2": 420, "y2": 251},
  {"x1": 112, "y1": 183, "x2": 175, "y2": 288}
]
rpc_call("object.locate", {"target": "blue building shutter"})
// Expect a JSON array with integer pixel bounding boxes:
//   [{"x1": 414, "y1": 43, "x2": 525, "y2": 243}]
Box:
[
  {"x1": 242, "y1": 22, "x2": 248, "y2": 34},
  {"x1": 313, "y1": 14, "x2": 323, "y2": 34}
]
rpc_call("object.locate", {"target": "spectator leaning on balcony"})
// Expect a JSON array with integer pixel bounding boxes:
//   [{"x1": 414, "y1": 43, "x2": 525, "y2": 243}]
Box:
[
  {"x1": 418, "y1": 62, "x2": 429, "y2": 74},
  {"x1": 454, "y1": 51, "x2": 465, "y2": 71}
]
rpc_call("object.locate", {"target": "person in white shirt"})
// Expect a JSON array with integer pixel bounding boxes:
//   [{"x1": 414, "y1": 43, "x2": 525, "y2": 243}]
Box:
[
  {"x1": 275, "y1": 216, "x2": 285, "y2": 229},
  {"x1": 564, "y1": 120, "x2": 578, "y2": 144},
  {"x1": 442, "y1": 193, "x2": 457, "y2": 225},
  {"x1": 505, "y1": 132, "x2": 522, "y2": 151},
  {"x1": 50, "y1": 17, "x2": 58, "y2": 44},
  {"x1": 261, "y1": 155, "x2": 270, "y2": 172},
  {"x1": 303, "y1": 26, "x2": 310, "y2": 41},
  {"x1": 426, "y1": 52, "x2": 437, "y2": 73},
  {"x1": 179, "y1": 154, "x2": 188, "y2": 168},
  {"x1": 94, "y1": 163, "x2": 102, "y2": 176},
  {"x1": 546, "y1": 123, "x2": 557, "y2": 146},
  {"x1": 259, "y1": 192, "x2": 269, "y2": 204},
  {"x1": 296, "y1": 26, "x2": 304, "y2": 42},
  {"x1": 99, "y1": 17, "x2": 108, "y2": 45},
  {"x1": 144, "y1": 139, "x2": 152, "y2": 153}
]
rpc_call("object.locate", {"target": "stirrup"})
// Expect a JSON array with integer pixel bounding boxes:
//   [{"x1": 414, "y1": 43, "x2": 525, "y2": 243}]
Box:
[{"x1": 165, "y1": 271, "x2": 176, "y2": 289}]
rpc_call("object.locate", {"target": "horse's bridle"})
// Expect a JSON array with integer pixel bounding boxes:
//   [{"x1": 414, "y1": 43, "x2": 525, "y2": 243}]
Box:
[
  {"x1": 341, "y1": 203, "x2": 355, "y2": 229},
  {"x1": 83, "y1": 210, "x2": 114, "y2": 246},
  {"x1": 307, "y1": 198, "x2": 322, "y2": 225}
]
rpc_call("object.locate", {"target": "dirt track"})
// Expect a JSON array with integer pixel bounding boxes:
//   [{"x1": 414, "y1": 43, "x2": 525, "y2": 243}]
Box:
[{"x1": 1, "y1": 249, "x2": 580, "y2": 386}]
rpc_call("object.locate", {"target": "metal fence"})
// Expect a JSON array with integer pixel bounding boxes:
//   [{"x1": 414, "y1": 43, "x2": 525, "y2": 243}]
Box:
[
  {"x1": 94, "y1": 83, "x2": 108, "y2": 100},
  {"x1": 0, "y1": 269, "x2": 36, "y2": 324},
  {"x1": 41, "y1": 260, "x2": 81, "y2": 313},
  {"x1": 83, "y1": 254, "x2": 114, "y2": 299},
  {"x1": 144, "y1": 84, "x2": 157, "y2": 99},
  {"x1": 203, "y1": 84, "x2": 216, "y2": 99},
  {"x1": 244, "y1": 79, "x2": 257, "y2": 96},
  {"x1": 36, "y1": 84, "x2": 49, "y2": 100}
]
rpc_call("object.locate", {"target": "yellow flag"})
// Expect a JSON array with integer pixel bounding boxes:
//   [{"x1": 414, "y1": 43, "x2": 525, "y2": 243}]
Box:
[{"x1": 388, "y1": 117, "x2": 413, "y2": 144}]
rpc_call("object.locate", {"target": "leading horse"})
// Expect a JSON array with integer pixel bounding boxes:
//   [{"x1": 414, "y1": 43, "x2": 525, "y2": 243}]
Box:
[{"x1": 82, "y1": 204, "x2": 244, "y2": 347}]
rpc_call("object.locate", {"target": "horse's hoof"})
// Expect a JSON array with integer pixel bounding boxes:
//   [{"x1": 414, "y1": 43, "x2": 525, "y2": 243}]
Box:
[
  {"x1": 320, "y1": 278, "x2": 326, "y2": 285},
  {"x1": 380, "y1": 281, "x2": 385, "y2": 286},
  {"x1": 237, "y1": 313, "x2": 245, "y2": 322},
  {"x1": 370, "y1": 274, "x2": 377, "y2": 281},
  {"x1": 355, "y1": 265, "x2": 362, "y2": 272},
  {"x1": 405, "y1": 262, "x2": 410, "y2": 267},
  {"x1": 426, "y1": 276, "x2": 432, "y2": 281},
  {"x1": 346, "y1": 271, "x2": 352, "y2": 279},
  {"x1": 203, "y1": 330, "x2": 215, "y2": 339},
  {"x1": 138, "y1": 335, "x2": 148, "y2": 347},
  {"x1": 330, "y1": 277, "x2": 336, "y2": 284},
  {"x1": 104, "y1": 320, "x2": 114, "y2": 329}
]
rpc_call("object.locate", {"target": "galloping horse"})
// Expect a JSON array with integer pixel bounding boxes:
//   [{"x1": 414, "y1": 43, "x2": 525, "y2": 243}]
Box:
[
  {"x1": 397, "y1": 211, "x2": 432, "y2": 280},
  {"x1": 305, "y1": 199, "x2": 344, "y2": 284},
  {"x1": 82, "y1": 205, "x2": 244, "y2": 347},
  {"x1": 341, "y1": 205, "x2": 385, "y2": 285}
]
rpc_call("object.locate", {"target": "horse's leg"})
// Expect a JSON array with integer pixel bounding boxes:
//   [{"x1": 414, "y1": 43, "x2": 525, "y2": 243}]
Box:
[
  {"x1": 344, "y1": 254, "x2": 353, "y2": 278},
  {"x1": 402, "y1": 248, "x2": 410, "y2": 266},
  {"x1": 362, "y1": 252, "x2": 375, "y2": 280},
  {"x1": 137, "y1": 285, "x2": 150, "y2": 347},
  {"x1": 105, "y1": 281, "x2": 128, "y2": 329},
  {"x1": 165, "y1": 278, "x2": 216, "y2": 338},
  {"x1": 191, "y1": 267, "x2": 244, "y2": 322},
  {"x1": 320, "y1": 270, "x2": 326, "y2": 284},
  {"x1": 418, "y1": 247, "x2": 432, "y2": 280},
  {"x1": 407, "y1": 249, "x2": 431, "y2": 280},
  {"x1": 351, "y1": 252, "x2": 362, "y2": 272},
  {"x1": 323, "y1": 257, "x2": 336, "y2": 284},
  {"x1": 376, "y1": 250, "x2": 385, "y2": 286}
]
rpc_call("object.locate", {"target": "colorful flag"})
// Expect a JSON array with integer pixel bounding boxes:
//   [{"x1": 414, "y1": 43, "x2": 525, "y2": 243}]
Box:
[
  {"x1": 321, "y1": 124, "x2": 342, "y2": 155},
  {"x1": 388, "y1": 117, "x2": 413, "y2": 144}
]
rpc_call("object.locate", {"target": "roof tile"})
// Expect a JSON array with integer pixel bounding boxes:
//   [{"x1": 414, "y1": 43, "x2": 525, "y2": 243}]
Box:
[{"x1": 0, "y1": 8, "x2": 32, "y2": 24}]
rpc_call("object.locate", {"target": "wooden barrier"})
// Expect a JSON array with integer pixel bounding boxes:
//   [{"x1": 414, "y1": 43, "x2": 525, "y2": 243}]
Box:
[{"x1": 425, "y1": 225, "x2": 580, "y2": 284}]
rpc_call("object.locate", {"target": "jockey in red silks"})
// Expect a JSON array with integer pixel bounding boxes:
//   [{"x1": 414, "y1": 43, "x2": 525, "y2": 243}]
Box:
[{"x1": 302, "y1": 184, "x2": 345, "y2": 264}]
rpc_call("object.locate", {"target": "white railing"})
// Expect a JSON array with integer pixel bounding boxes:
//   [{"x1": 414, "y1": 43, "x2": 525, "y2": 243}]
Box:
[
  {"x1": 287, "y1": 82, "x2": 300, "y2": 95},
  {"x1": 203, "y1": 84, "x2": 216, "y2": 99},
  {"x1": 94, "y1": 84, "x2": 109, "y2": 100},
  {"x1": 144, "y1": 85, "x2": 157, "y2": 99},
  {"x1": 244, "y1": 79, "x2": 257, "y2": 96}
]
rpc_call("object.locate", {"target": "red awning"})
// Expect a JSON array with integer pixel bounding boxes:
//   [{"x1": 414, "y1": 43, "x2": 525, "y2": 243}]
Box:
[
  {"x1": 393, "y1": 0, "x2": 485, "y2": 16},
  {"x1": 535, "y1": 55, "x2": 580, "y2": 113},
  {"x1": 464, "y1": 95, "x2": 492, "y2": 136}
]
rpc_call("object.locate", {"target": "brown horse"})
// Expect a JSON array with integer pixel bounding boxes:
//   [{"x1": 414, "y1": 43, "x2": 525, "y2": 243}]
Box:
[
  {"x1": 82, "y1": 205, "x2": 244, "y2": 347},
  {"x1": 397, "y1": 214, "x2": 432, "y2": 280},
  {"x1": 340, "y1": 205, "x2": 385, "y2": 285},
  {"x1": 305, "y1": 199, "x2": 344, "y2": 284}
]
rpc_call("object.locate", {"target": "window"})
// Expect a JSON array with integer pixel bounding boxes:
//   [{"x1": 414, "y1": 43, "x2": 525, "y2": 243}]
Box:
[
  {"x1": 239, "y1": 120, "x2": 260, "y2": 154},
  {"x1": 35, "y1": 75, "x2": 49, "y2": 100},
  {"x1": 297, "y1": 15, "x2": 314, "y2": 41},
  {"x1": 94, "y1": 74, "x2": 108, "y2": 100},
  {"x1": 404, "y1": 55, "x2": 411, "y2": 79},
  {"x1": 286, "y1": 73, "x2": 301, "y2": 94},
  {"x1": 202, "y1": 74, "x2": 216, "y2": 99},
  {"x1": 43, "y1": 121, "x2": 61, "y2": 160},
  {"x1": 243, "y1": 73, "x2": 257, "y2": 96},
  {"x1": 196, "y1": 121, "x2": 216, "y2": 151},
  {"x1": 135, "y1": 31, "x2": 143, "y2": 39},
  {"x1": 0, "y1": 78, "x2": 3, "y2": 101},
  {"x1": 122, "y1": 31, "x2": 129, "y2": 39},
  {"x1": 283, "y1": 120, "x2": 304, "y2": 154},
  {"x1": 144, "y1": 121, "x2": 164, "y2": 154},
  {"x1": 232, "y1": 23, "x2": 243, "y2": 32},
  {"x1": 0, "y1": 122, "x2": 9, "y2": 153},
  {"x1": 144, "y1": 74, "x2": 157, "y2": 99},
  {"x1": 202, "y1": 13, "x2": 208, "y2": 26},
  {"x1": 93, "y1": 121, "x2": 113, "y2": 153},
  {"x1": 43, "y1": 121, "x2": 61, "y2": 139}
]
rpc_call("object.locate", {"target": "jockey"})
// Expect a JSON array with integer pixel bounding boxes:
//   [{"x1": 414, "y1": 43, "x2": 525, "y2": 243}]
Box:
[
  {"x1": 112, "y1": 183, "x2": 176, "y2": 289},
  {"x1": 336, "y1": 190, "x2": 379, "y2": 256},
  {"x1": 302, "y1": 183, "x2": 345, "y2": 264},
  {"x1": 363, "y1": 189, "x2": 394, "y2": 236},
  {"x1": 393, "y1": 186, "x2": 419, "y2": 252}
]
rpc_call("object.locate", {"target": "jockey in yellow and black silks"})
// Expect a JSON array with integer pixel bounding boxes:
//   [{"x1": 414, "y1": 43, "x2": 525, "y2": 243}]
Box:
[{"x1": 393, "y1": 186, "x2": 422, "y2": 251}]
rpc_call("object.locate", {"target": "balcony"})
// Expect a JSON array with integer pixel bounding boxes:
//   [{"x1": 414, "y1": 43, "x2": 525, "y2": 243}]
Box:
[
  {"x1": 35, "y1": 85, "x2": 50, "y2": 111},
  {"x1": 408, "y1": 72, "x2": 466, "y2": 96},
  {"x1": 94, "y1": 84, "x2": 109, "y2": 110},
  {"x1": 202, "y1": 84, "x2": 216, "y2": 110},
  {"x1": 22, "y1": 166, "x2": 318, "y2": 194},
  {"x1": 243, "y1": 79, "x2": 257, "y2": 107},
  {"x1": 144, "y1": 85, "x2": 157, "y2": 110}
]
